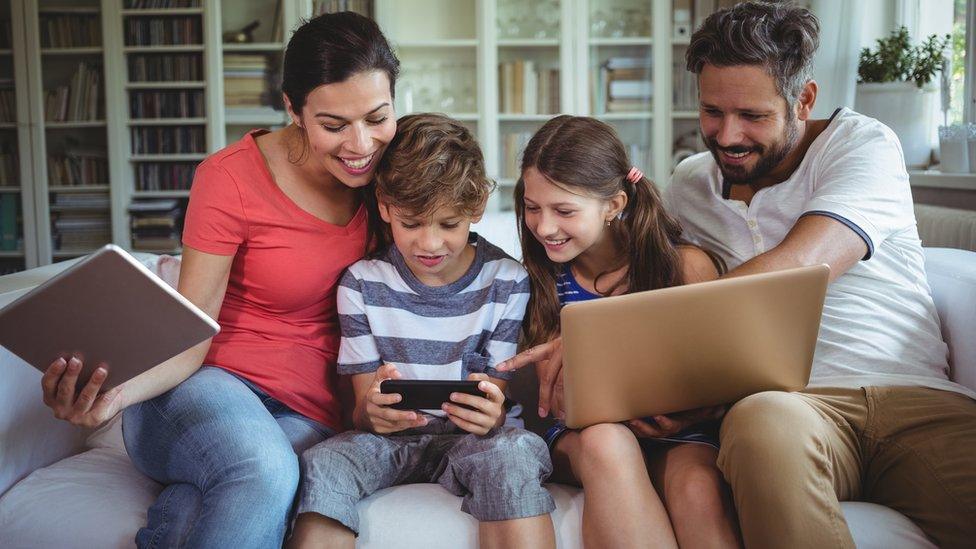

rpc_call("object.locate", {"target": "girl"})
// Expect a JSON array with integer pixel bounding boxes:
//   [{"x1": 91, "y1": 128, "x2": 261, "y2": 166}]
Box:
[
  {"x1": 38, "y1": 12, "x2": 397, "y2": 548},
  {"x1": 499, "y1": 115, "x2": 740, "y2": 548}
]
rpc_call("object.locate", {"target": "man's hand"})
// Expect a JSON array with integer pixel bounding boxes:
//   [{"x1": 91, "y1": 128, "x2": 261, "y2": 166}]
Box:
[
  {"x1": 441, "y1": 373, "x2": 506, "y2": 435},
  {"x1": 497, "y1": 337, "x2": 564, "y2": 418},
  {"x1": 357, "y1": 363, "x2": 428, "y2": 434},
  {"x1": 625, "y1": 405, "x2": 726, "y2": 438}
]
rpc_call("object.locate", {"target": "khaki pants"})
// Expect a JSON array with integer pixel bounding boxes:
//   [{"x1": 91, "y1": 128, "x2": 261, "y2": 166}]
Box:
[{"x1": 718, "y1": 386, "x2": 976, "y2": 549}]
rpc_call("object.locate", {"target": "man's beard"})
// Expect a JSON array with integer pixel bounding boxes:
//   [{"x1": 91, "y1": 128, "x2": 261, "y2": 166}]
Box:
[{"x1": 705, "y1": 115, "x2": 800, "y2": 185}]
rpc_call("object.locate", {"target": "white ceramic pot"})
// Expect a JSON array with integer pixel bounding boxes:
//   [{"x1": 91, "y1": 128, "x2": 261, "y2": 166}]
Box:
[{"x1": 854, "y1": 82, "x2": 939, "y2": 168}]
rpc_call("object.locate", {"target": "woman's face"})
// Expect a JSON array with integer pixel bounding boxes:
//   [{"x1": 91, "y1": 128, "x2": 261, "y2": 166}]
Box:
[{"x1": 289, "y1": 70, "x2": 397, "y2": 188}]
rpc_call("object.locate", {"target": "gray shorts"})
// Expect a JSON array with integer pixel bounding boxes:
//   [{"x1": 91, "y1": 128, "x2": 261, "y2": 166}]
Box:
[{"x1": 296, "y1": 417, "x2": 555, "y2": 534}]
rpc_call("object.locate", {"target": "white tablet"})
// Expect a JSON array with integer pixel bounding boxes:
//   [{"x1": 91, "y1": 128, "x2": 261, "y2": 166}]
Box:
[{"x1": 0, "y1": 244, "x2": 219, "y2": 390}]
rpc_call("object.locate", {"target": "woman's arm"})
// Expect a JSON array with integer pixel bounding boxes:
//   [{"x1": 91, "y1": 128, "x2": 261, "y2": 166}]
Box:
[{"x1": 41, "y1": 246, "x2": 234, "y2": 428}]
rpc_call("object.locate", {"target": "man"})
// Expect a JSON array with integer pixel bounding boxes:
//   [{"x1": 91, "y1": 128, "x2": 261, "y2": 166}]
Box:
[{"x1": 663, "y1": 2, "x2": 976, "y2": 548}]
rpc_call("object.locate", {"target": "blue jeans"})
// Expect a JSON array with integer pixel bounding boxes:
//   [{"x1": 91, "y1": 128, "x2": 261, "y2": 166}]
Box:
[{"x1": 122, "y1": 366, "x2": 334, "y2": 548}]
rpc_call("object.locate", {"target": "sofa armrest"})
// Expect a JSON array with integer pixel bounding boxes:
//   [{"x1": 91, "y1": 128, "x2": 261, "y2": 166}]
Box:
[{"x1": 924, "y1": 247, "x2": 976, "y2": 392}]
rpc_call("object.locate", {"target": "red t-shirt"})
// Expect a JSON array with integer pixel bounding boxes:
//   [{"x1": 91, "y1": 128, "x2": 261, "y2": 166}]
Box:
[{"x1": 182, "y1": 130, "x2": 366, "y2": 430}]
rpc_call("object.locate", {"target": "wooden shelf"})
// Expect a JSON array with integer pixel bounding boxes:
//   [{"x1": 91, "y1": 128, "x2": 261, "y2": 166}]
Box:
[
  {"x1": 222, "y1": 42, "x2": 284, "y2": 52},
  {"x1": 41, "y1": 47, "x2": 103, "y2": 55},
  {"x1": 589, "y1": 37, "x2": 653, "y2": 46},
  {"x1": 132, "y1": 190, "x2": 191, "y2": 198},
  {"x1": 44, "y1": 120, "x2": 107, "y2": 128},
  {"x1": 123, "y1": 45, "x2": 204, "y2": 53},
  {"x1": 48, "y1": 185, "x2": 111, "y2": 192},
  {"x1": 121, "y1": 8, "x2": 204, "y2": 16},
  {"x1": 497, "y1": 38, "x2": 559, "y2": 47},
  {"x1": 396, "y1": 39, "x2": 478, "y2": 48},
  {"x1": 597, "y1": 112, "x2": 653, "y2": 120},
  {"x1": 0, "y1": 187, "x2": 20, "y2": 193},
  {"x1": 499, "y1": 114, "x2": 555, "y2": 122},
  {"x1": 0, "y1": 251, "x2": 25, "y2": 258}
]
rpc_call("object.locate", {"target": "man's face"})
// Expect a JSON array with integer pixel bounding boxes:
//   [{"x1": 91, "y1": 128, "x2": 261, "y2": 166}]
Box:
[{"x1": 698, "y1": 64, "x2": 801, "y2": 184}]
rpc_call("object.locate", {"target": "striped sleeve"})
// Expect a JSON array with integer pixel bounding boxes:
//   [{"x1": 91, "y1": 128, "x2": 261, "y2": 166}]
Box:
[
  {"x1": 484, "y1": 266, "x2": 530, "y2": 380},
  {"x1": 337, "y1": 266, "x2": 383, "y2": 375}
]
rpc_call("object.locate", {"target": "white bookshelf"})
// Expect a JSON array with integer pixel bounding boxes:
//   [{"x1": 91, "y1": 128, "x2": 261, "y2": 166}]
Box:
[{"x1": 5, "y1": 0, "x2": 709, "y2": 269}]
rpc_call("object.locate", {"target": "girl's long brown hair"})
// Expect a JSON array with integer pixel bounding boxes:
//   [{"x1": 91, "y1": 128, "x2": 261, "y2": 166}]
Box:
[{"x1": 515, "y1": 115, "x2": 707, "y2": 347}]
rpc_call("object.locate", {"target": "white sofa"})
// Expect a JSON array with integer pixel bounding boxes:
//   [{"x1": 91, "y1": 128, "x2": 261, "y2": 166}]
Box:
[{"x1": 1, "y1": 223, "x2": 972, "y2": 547}]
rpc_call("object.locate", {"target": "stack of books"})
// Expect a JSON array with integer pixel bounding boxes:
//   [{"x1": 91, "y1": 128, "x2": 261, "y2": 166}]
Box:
[
  {"x1": 44, "y1": 63, "x2": 102, "y2": 122},
  {"x1": 313, "y1": 0, "x2": 372, "y2": 18},
  {"x1": 593, "y1": 57, "x2": 653, "y2": 114},
  {"x1": 47, "y1": 149, "x2": 108, "y2": 186},
  {"x1": 50, "y1": 193, "x2": 111, "y2": 252},
  {"x1": 223, "y1": 54, "x2": 269, "y2": 108},
  {"x1": 498, "y1": 60, "x2": 560, "y2": 115},
  {"x1": 129, "y1": 198, "x2": 183, "y2": 251}
]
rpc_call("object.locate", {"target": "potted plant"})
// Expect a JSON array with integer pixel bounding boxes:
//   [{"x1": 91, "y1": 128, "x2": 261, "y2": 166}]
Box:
[{"x1": 854, "y1": 27, "x2": 949, "y2": 167}]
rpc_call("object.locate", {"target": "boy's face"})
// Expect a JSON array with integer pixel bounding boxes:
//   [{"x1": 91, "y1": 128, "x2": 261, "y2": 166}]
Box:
[{"x1": 378, "y1": 201, "x2": 483, "y2": 287}]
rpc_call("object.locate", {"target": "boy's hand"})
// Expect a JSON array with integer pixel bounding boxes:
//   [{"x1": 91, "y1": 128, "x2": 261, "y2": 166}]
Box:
[
  {"x1": 442, "y1": 373, "x2": 505, "y2": 435},
  {"x1": 360, "y1": 363, "x2": 428, "y2": 434}
]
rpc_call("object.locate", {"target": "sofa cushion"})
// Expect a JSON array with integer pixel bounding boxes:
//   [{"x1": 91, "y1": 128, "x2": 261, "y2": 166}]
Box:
[{"x1": 0, "y1": 447, "x2": 934, "y2": 548}]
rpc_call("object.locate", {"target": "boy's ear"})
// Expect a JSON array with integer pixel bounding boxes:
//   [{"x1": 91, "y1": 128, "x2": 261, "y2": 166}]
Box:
[{"x1": 377, "y1": 199, "x2": 393, "y2": 224}]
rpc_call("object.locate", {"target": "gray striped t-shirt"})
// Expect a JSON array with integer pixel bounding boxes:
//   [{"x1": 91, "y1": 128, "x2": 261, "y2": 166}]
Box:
[{"x1": 337, "y1": 233, "x2": 529, "y2": 382}]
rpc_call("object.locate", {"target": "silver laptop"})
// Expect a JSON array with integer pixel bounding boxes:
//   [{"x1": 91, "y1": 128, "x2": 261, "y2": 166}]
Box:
[
  {"x1": 560, "y1": 265, "x2": 829, "y2": 429},
  {"x1": 0, "y1": 244, "x2": 219, "y2": 390}
]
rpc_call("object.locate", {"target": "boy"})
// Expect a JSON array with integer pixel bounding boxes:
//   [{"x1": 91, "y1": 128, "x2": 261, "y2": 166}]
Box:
[{"x1": 290, "y1": 114, "x2": 556, "y2": 549}]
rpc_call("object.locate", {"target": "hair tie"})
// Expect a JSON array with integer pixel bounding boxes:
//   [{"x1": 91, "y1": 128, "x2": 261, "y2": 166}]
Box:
[{"x1": 626, "y1": 167, "x2": 644, "y2": 184}]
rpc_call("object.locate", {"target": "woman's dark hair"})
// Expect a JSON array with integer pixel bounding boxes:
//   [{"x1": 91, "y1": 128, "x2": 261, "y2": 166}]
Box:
[{"x1": 282, "y1": 11, "x2": 399, "y2": 114}]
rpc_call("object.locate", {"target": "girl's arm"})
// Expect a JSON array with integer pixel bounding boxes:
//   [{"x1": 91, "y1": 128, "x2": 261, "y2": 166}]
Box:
[{"x1": 41, "y1": 246, "x2": 233, "y2": 428}]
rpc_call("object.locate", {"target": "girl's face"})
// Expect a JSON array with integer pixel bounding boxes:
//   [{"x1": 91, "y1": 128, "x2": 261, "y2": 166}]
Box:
[
  {"x1": 286, "y1": 70, "x2": 397, "y2": 188},
  {"x1": 522, "y1": 166, "x2": 622, "y2": 264}
]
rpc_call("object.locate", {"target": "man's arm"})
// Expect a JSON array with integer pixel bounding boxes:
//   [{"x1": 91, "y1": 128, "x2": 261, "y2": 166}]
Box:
[{"x1": 724, "y1": 214, "x2": 867, "y2": 283}]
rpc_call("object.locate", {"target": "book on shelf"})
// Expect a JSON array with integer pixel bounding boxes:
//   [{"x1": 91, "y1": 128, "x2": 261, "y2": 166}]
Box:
[
  {"x1": 498, "y1": 60, "x2": 560, "y2": 115},
  {"x1": 0, "y1": 142, "x2": 17, "y2": 187},
  {"x1": 0, "y1": 89, "x2": 14, "y2": 122},
  {"x1": 136, "y1": 162, "x2": 196, "y2": 191},
  {"x1": 313, "y1": 0, "x2": 373, "y2": 18},
  {"x1": 39, "y1": 12, "x2": 101, "y2": 49},
  {"x1": 131, "y1": 126, "x2": 205, "y2": 154},
  {"x1": 125, "y1": 16, "x2": 202, "y2": 47},
  {"x1": 47, "y1": 148, "x2": 108, "y2": 187},
  {"x1": 0, "y1": 19, "x2": 11, "y2": 49},
  {"x1": 124, "y1": 0, "x2": 201, "y2": 8},
  {"x1": 672, "y1": 61, "x2": 698, "y2": 111},
  {"x1": 49, "y1": 192, "x2": 111, "y2": 211},
  {"x1": 224, "y1": 53, "x2": 272, "y2": 107},
  {"x1": 128, "y1": 54, "x2": 203, "y2": 82},
  {"x1": 44, "y1": 63, "x2": 102, "y2": 122},
  {"x1": 0, "y1": 192, "x2": 18, "y2": 251},
  {"x1": 501, "y1": 131, "x2": 533, "y2": 179},
  {"x1": 593, "y1": 57, "x2": 653, "y2": 114},
  {"x1": 130, "y1": 90, "x2": 204, "y2": 118}
]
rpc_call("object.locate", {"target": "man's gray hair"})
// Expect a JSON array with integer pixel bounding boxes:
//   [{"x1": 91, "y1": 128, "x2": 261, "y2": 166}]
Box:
[{"x1": 685, "y1": 1, "x2": 820, "y2": 106}]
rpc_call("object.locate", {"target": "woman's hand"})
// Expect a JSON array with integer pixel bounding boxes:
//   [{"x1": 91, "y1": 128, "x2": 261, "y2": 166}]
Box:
[
  {"x1": 625, "y1": 405, "x2": 727, "y2": 438},
  {"x1": 441, "y1": 373, "x2": 505, "y2": 436},
  {"x1": 41, "y1": 357, "x2": 126, "y2": 428},
  {"x1": 357, "y1": 363, "x2": 428, "y2": 434},
  {"x1": 496, "y1": 337, "x2": 564, "y2": 419}
]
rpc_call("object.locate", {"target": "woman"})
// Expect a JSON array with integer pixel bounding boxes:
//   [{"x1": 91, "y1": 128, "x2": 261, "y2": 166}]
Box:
[{"x1": 38, "y1": 12, "x2": 397, "y2": 548}]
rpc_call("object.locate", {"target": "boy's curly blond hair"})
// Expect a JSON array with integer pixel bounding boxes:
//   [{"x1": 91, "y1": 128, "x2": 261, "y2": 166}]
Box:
[{"x1": 374, "y1": 113, "x2": 495, "y2": 218}]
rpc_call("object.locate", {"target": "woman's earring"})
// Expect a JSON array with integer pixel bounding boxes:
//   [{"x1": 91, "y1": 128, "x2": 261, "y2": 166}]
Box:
[{"x1": 606, "y1": 218, "x2": 612, "y2": 227}]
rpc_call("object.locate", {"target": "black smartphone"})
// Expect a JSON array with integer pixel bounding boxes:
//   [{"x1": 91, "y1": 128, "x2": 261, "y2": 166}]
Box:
[{"x1": 380, "y1": 379, "x2": 485, "y2": 410}]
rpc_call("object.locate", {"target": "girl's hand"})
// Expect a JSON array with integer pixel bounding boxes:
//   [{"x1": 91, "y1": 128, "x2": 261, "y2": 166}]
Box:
[
  {"x1": 41, "y1": 357, "x2": 126, "y2": 429},
  {"x1": 626, "y1": 405, "x2": 727, "y2": 438},
  {"x1": 442, "y1": 373, "x2": 505, "y2": 436},
  {"x1": 360, "y1": 363, "x2": 428, "y2": 434},
  {"x1": 496, "y1": 337, "x2": 564, "y2": 419}
]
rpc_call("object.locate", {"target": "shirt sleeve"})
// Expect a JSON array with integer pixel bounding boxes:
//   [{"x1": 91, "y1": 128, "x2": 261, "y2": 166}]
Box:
[
  {"x1": 484, "y1": 268, "x2": 531, "y2": 380},
  {"x1": 181, "y1": 160, "x2": 248, "y2": 255},
  {"x1": 800, "y1": 122, "x2": 915, "y2": 260},
  {"x1": 336, "y1": 268, "x2": 383, "y2": 375}
]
